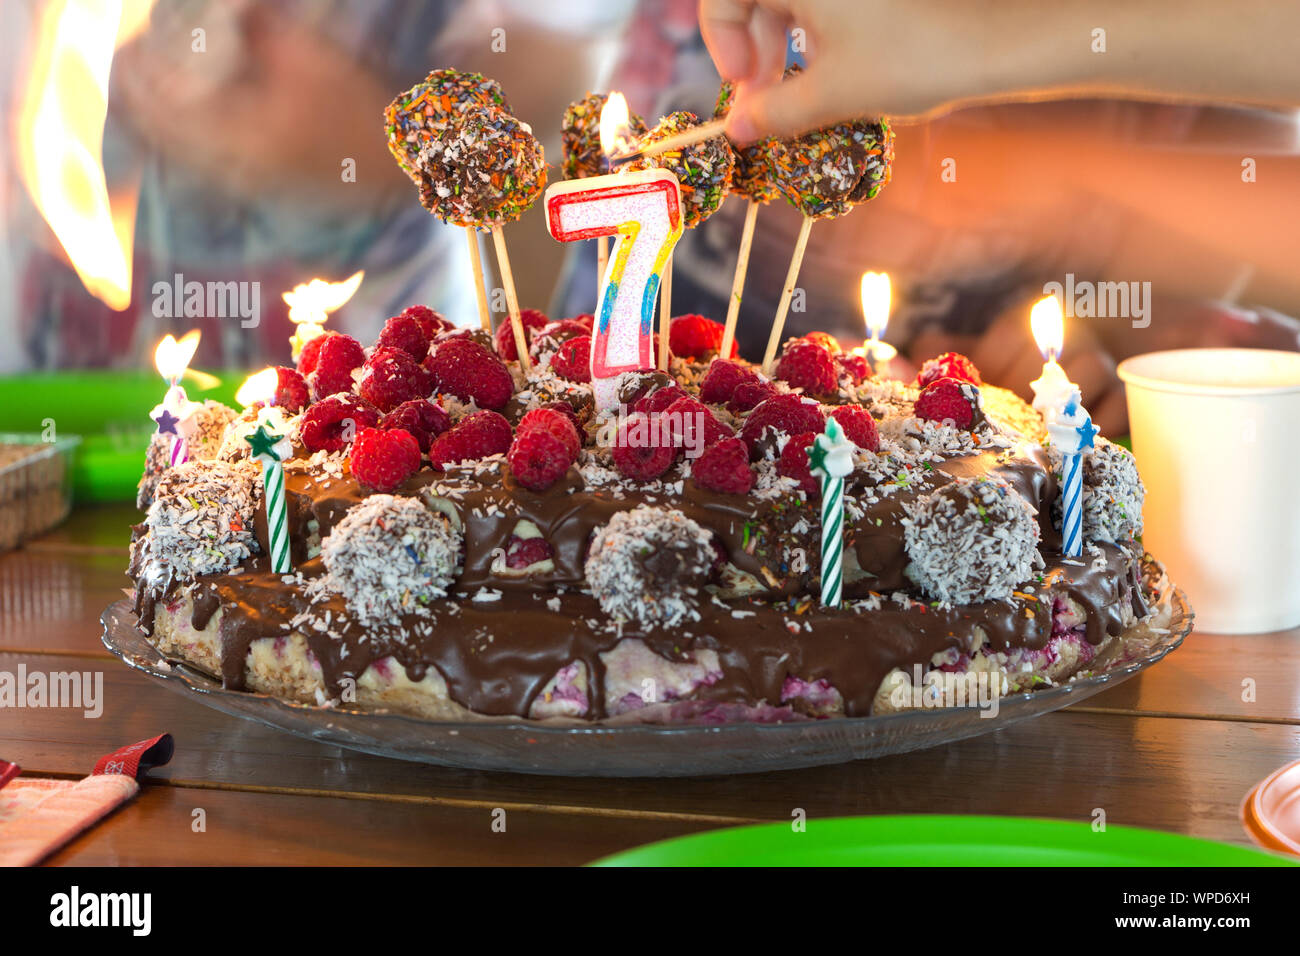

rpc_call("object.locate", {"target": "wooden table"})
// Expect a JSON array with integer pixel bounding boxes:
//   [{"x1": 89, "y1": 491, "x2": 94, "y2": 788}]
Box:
[{"x1": 3, "y1": 504, "x2": 1296, "y2": 865}]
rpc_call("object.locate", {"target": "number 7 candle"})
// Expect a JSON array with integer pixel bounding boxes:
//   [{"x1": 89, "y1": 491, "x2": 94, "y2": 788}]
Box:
[{"x1": 544, "y1": 169, "x2": 683, "y2": 410}]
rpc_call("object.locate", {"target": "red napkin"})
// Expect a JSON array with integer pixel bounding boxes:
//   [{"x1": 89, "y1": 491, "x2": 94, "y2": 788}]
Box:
[{"x1": 0, "y1": 735, "x2": 172, "y2": 866}]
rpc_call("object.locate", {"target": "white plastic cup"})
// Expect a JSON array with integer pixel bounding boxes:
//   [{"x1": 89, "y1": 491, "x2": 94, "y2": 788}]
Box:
[{"x1": 1118, "y1": 348, "x2": 1300, "y2": 634}]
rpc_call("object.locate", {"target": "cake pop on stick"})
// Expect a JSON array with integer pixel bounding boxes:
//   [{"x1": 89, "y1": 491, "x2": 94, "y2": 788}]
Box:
[
  {"x1": 760, "y1": 70, "x2": 894, "y2": 374},
  {"x1": 386, "y1": 69, "x2": 512, "y2": 334},
  {"x1": 713, "y1": 80, "x2": 782, "y2": 360},
  {"x1": 415, "y1": 106, "x2": 547, "y2": 370},
  {"x1": 562, "y1": 92, "x2": 648, "y2": 289},
  {"x1": 628, "y1": 111, "x2": 733, "y2": 370}
]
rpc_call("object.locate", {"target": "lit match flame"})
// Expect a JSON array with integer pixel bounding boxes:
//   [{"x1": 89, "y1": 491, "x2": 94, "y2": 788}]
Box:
[
  {"x1": 154, "y1": 330, "x2": 201, "y2": 385},
  {"x1": 1030, "y1": 294, "x2": 1065, "y2": 362},
  {"x1": 284, "y1": 270, "x2": 364, "y2": 360},
  {"x1": 599, "y1": 92, "x2": 638, "y2": 160},
  {"x1": 16, "y1": 0, "x2": 153, "y2": 311},
  {"x1": 860, "y1": 272, "x2": 891, "y2": 341},
  {"x1": 236, "y1": 367, "x2": 279, "y2": 408}
]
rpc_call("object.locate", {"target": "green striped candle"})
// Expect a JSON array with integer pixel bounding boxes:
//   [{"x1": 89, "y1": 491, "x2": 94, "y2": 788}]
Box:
[
  {"x1": 245, "y1": 421, "x2": 293, "y2": 573},
  {"x1": 806, "y1": 417, "x2": 855, "y2": 608}
]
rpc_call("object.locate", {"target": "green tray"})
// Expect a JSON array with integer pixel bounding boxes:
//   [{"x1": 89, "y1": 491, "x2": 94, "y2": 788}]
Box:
[
  {"x1": 0, "y1": 371, "x2": 243, "y2": 503},
  {"x1": 592, "y1": 815, "x2": 1295, "y2": 867}
]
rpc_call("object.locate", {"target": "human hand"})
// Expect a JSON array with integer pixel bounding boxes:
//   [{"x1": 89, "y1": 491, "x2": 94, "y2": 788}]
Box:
[{"x1": 699, "y1": 0, "x2": 1020, "y2": 142}]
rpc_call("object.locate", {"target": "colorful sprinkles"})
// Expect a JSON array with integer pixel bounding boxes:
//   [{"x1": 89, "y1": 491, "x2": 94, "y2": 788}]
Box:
[
  {"x1": 561, "y1": 91, "x2": 648, "y2": 180},
  {"x1": 383, "y1": 68, "x2": 511, "y2": 183},
  {"x1": 627, "y1": 111, "x2": 733, "y2": 229},
  {"x1": 713, "y1": 81, "x2": 781, "y2": 203}
]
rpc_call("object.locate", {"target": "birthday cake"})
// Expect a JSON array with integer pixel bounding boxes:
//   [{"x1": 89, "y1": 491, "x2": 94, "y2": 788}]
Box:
[
  {"x1": 126, "y1": 68, "x2": 1161, "y2": 725},
  {"x1": 127, "y1": 312, "x2": 1159, "y2": 723}
]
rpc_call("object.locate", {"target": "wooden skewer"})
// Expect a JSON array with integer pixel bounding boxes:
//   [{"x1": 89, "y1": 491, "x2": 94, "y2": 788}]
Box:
[
  {"x1": 465, "y1": 227, "x2": 492, "y2": 333},
  {"x1": 658, "y1": 256, "x2": 673, "y2": 372},
  {"x1": 596, "y1": 235, "x2": 610, "y2": 291},
  {"x1": 490, "y1": 226, "x2": 532, "y2": 373},
  {"x1": 761, "y1": 214, "x2": 814, "y2": 376},
  {"x1": 614, "y1": 117, "x2": 727, "y2": 164},
  {"x1": 720, "y1": 200, "x2": 759, "y2": 361}
]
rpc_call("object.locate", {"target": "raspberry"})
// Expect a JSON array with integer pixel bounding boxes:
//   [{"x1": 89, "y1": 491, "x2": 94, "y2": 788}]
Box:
[
  {"x1": 829, "y1": 404, "x2": 880, "y2": 452},
  {"x1": 358, "y1": 346, "x2": 433, "y2": 412},
  {"x1": 425, "y1": 337, "x2": 514, "y2": 410},
  {"x1": 400, "y1": 305, "x2": 454, "y2": 340},
  {"x1": 508, "y1": 408, "x2": 580, "y2": 491},
  {"x1": 914, "y1": 377, "x2": 980, "y2": 429},
  {"x1": 691, "y1": 437, "x2": 754, "y2": 495},
  {"x1": 728, "y1": 379, "x2": 778, "y2": 413},
  {"x1": 505, "y1": 535, "x2": 553, "y2": 569},
  {"x1": 518, "y1": 407, "x2": 581, "y2": 458},
  {"x1": 663, "y1": 397, "x2": 734, "y2": 455},
  {"x1": 836, "y1": 352, "x2": 870, "y2": 385},
  {"x1": 917, "y1": 351, "x2": 982, "y2": 388},
  {"x1": 428, "y1": 410, "x2": 513, "y2": 470},
  {"x1": 776, "y1": 340, "x2": 837, "y2": 395},
  {"x1": 296, "y1": 331, "x2": 332, "y2": 376},
  {"x1": 739, "y1": 394, "x2": 825, "y2": 453},
  {"x1": 382, "y1": 399, "x2": 450, "y2": 452},
  {"x1": 611, "y1": 417, "x2": 676, "y2": 481},
  {"x1": 799, "y1": 331, "x2": 842, "y2": 354},
  {"x1": 549, "y1": 335, "x2": 592, "y2": 383},
  {"x1": 376, "y1": 314, "x2": 431, "y2": 362},
  {"x1": 539, "y1": 399, "x2": 582, "y2": 435},
  {"x1": 633, "y1": 384, "x2": 687, "y2": 415},
  {"x1": 699, "y1": 359, "x2": 758, "y2": 404},
  {"x1": 306, "y1": 333, "x2": 366, "y2": 400},
  {"x1": 668, "y1": 313, "x2": 738, "y2": 360},
  {"x1": 777, "y1": 432, "x2": 820, "y2": 498},
  {"x1": 273, "y1": 367, "x2": 309, "y2": 413},
  {"x1": 348, "y1": 427, "x2": 421, "y2": 493},
  {"x1": 493, "y1": 307, "x2": 551, "y2": 362},
  {"x1": 299, "y1": 394, "x2": 380, "y2": 452},
  {"x1": 568, "y1": 313, "x2": 595, "y2": 332}
]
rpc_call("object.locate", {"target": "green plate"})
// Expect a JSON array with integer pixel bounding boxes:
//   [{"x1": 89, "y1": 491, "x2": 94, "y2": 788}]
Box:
[{"x1": 593, "y1": 815, "x2": 1295, "y2": 866}]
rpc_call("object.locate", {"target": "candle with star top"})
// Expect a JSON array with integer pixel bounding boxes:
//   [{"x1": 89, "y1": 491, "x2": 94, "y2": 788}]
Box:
[
  {"x1": 245, "y1": 422, "x2": 293, "y2": 573},
  {"x1": 807, "y1": 416, "x2": 856, "y2": 607},
  {"x1": 1027, "y1": 295, "x2": 1098, "y2": 557},
  {"x1": 151, "y1": 332, "x2": 203, "y2": 467}
]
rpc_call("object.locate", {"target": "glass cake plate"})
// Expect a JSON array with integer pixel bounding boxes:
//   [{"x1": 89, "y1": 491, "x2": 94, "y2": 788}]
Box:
[{"x1": 101, "y1": 579, "x2": 1191, "y2": 777}]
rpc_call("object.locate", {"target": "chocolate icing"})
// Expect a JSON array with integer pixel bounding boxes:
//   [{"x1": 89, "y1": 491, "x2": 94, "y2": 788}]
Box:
[{"x1": 131, "y1": 436, "x2": 1149, "y2": 719}]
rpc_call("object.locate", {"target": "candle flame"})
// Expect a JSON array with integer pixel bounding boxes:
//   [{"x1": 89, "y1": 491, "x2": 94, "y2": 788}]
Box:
[
  {"x1": 154, "y1": 330, "x2": 201, "y2": 383},
  {"x1": 599, "y1": 92, "x2": 637, "y2": 159},
  {"x1": 283, "y1": 270, "x2": 363, "y2": 359},
  {"x1": 1030, "y1": 294, "x2": 1065, "y2": 361},
  {"x1": 860, "y1": 271, "x2": 891, "y2": 340},
  {"x1": 236, "y1": 367, "x2": 279, "y2": 408},
  {"x1": 15, "y1": 0, "x2": 154, "y2": 311}
]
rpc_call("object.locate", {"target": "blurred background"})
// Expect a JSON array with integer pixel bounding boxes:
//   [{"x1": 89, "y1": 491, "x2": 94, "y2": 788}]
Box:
[{"x1": 2, "y1": 0, "x2": 1299, "y2": 440}]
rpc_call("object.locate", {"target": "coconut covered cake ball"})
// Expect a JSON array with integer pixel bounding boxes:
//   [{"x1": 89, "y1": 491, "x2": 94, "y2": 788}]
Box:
[
  {"x1": 320, "y1": 494, "x2": 463, "y2": 625},
  {"x1": 384, "y1": 68, "x2": 511, "y2": 183},
  {"x1": 713, "y1": 81, "x2": 781, "y2": 203},
  {"x1": 1051, "y1": 437, "x2": 1145, "y2": 545},
  {"x1": 585, "y1": 505, "x2": 715, "y2": 628},
  {"x1": 136, "y1": 400, "x2": 240, "y2": 509},
  {"x1": 561, "y1": 92, "x2": 647, "y2": 179},
  {"x1": 627, "y1": 111, "x2": 733, "y2": 228},
  {"x1": 902, "y1": 476, "x2": 1042, "y2": 604},
  {"x1": 133, "y1": 459, "x2": 262, "y2": 581},
  {"x1": 768, "y1": 67, "x2": 894, "y2": 219},
  {"x1": 415, "y1": 108, "x2": 546, "y2": 228}
]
